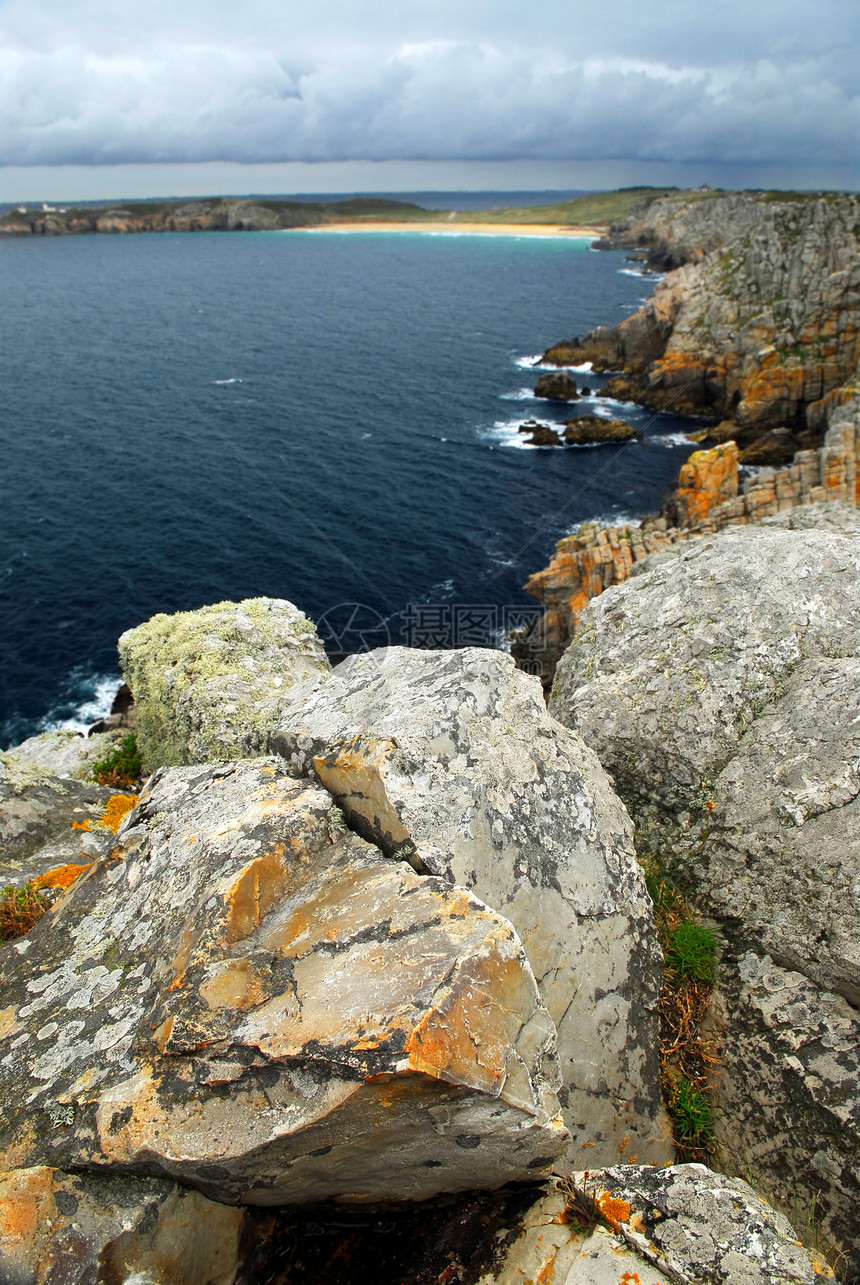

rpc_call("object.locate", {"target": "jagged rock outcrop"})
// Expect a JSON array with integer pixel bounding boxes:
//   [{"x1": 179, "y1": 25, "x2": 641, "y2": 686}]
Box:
[
  {"x1": 563, "y1": 416, "x2": 641, "y2": 445},
  {"x1": 0, "y1": 1166, "x2": 244, "y2": 1285},
  {"x1": 544, "y1": 191, "x2": 860, "y2": 459},
  {"x1": 0, "y1": 758, "x2": 568, "y2": 1205},
  {"x1": 269, "y1": 645, "x2": 673, "y2": 1167},
  {"x1": 517, "y1": 405, "x2": 860, "y2": 684},
  {"x1": 548, "y1": 522, "x2": 860, "y2": 1271},
  {"x1": 0, "y1": 731, "x2": 129, "y2": 886},
  {"x1": 118, "y1": 597, "x2": 331, "y2": 772},
  {"x1": 534, "y1": 371, "x2": 579, "y2": 401}
]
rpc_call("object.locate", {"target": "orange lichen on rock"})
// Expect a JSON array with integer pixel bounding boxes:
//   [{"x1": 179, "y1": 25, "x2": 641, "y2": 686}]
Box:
[
  {"x1": 595, "y1": 1192, "x2": 632, "y2": 1232},
  {"x1": 32, "y1": 863, "x2": 92, "y2": 891},
  {"x1": 97, "y1": 794, "x2": 139, "y2": 832},
  {"x1": 673, "y1": 441, "x2": 739, "y2": 527}
]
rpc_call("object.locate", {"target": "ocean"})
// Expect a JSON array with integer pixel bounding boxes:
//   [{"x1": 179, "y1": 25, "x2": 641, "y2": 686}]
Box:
[{"x1": 0, "y1": 222, "x2": 696, "y2": 747}]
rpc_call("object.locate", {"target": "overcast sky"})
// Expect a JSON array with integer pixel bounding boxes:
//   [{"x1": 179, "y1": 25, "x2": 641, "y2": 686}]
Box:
[{"x1": 1, "y1": 0, "x2": 858, "y2": 198}]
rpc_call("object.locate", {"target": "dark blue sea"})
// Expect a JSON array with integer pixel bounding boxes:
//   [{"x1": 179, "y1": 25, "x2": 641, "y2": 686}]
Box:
[{"x1": 0, "y1": 223, "x2": 696, "y2": 747}]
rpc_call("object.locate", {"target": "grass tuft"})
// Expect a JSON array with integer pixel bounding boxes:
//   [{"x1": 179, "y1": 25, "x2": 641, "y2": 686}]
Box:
[
  {"x1": 0, "y1": 882, "x2": 50, "y2": 942},
  {"x1": 90, "y1": 733, "x2": 141, "y2": 788}
]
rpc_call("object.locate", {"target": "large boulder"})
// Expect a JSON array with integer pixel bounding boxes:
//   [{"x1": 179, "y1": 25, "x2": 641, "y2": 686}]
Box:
[
  {"x1": 270, "y1": 646, "x2": 673, "y2": 1167},
  {"x1": 0, "y1": 758, "x2": 567, "y2": 1206},
  {"x1": 118, "y1": 598, "x2": 331, "y2": 772},
  {"x1": 549, "y1": 523, "x2": 860, "y2": 1270},
  {"x1": 0, "y1": 1166, "x2": 243, "y2": 1285}
]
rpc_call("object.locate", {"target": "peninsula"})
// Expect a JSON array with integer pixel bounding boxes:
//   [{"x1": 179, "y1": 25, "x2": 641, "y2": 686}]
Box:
[{"x1": 0, "y1": 188, "x2": 667, "y2": 237}]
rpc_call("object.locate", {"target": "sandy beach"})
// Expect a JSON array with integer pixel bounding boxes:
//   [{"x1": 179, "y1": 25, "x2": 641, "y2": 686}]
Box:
[{"x1": 301, "y1": 220, "x2": 600, "y2": 237}]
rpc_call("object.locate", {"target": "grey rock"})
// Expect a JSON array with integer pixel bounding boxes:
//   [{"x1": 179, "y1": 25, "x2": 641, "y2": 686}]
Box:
[
  {"x1": 759, "y1": 498, "x2": 860, "y2": 532},
  {"x1": 1, "y1": 728, "x2": 127, "y2": 783},
  {"x1": 118, "y1": 598, "x2": 331, "y2": 772},
  {"x1": 0, "y1": 1166, "x2": 244, "y2": 1285},
  {"x1": 702, "y1": 658, "x2": 860, "y2": 1004},
  {"x1": 549, "y1": 523, "x2": 860, "y2": 1271},
  {"x1": 576, "y1": 1163, "x2": 835, "y2": 1283},
  {"x1": 0, "y1": 758, "x2": 567, "y2": 1205},
  {"x1": 271, "y1": 646, "x2": 673, "y2": 1167},
  {"x1": 710, "y1": 955, "x2": 859, "y2": 1275},
  {"x1": 550, "y1": 526, "x2": 860, "y2": 846}
]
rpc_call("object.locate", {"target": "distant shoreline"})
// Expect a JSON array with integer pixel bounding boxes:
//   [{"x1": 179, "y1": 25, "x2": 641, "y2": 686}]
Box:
[{"x1": 298, "y1": 220, "x2": 598, "y2": 237}]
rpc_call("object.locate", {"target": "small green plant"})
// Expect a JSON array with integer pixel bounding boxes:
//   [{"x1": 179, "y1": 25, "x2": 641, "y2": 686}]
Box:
[
  {"x1": 0, "y1": 882, "x2": 50, "y2": 942},
  {"x1": 665, "y1": 919, "x2": 717, "y2": 982},
  {"x1": 90, "y1": 733, "x2": 141, "y2": 788},
  {"x1": 670, "y1": 1077, "x2": 715, "y2": 1147}
]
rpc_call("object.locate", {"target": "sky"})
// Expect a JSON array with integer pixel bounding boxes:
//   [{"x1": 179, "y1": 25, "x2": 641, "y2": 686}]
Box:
[{"x1": 1, "y1": 0, "x2": 858, "y2": 201}]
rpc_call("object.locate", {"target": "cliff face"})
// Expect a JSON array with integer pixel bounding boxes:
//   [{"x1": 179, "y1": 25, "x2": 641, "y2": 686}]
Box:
[
  {"x1": 544, "y1": 192, "x2": 860, "y2": 461},
  {"x1": 0, "y1": 199, "x2": 325, "y2": 236},
  {"x1": 516, "y1": 397, "x2": 860, "y2": 685}
]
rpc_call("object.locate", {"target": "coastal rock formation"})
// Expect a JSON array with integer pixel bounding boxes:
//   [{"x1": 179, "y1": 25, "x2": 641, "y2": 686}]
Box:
[
  {"x1": 518, "y1": 406, "x2": 860, "y2": 683},
  {"x1": 548, "y1": 522, "x2": 860, "y2": 1270},
  {"x1": 519, "y1": 420, "x2": 562, "y2": 446},
  {"x1": 563, "y1": 416, "x2": 641, "y2": 445},
  {"x1": 534, "y1": 371, "x2": 578, "y2": 401},
  {"x1": 517, "y1": 417, "x2": 641, "y2": 447},
  {"x1": 543, "y1": 191, "x2": 860, "y2": 459},
  {"x1": 0, "y1": 758, "x2": 568, "y2": 1205},
  {"x1": 119, "y1": 597, "x2": 330, "y2": 772},
  {"x1": 270, "y1": 646, "x2": 673, "y2": 1167},
  {"x1": 0, "y1": 1166, "x2": 244, "y2": 1285}
]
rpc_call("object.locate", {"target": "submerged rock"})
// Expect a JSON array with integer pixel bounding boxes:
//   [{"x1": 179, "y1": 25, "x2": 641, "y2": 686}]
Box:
[
  {"x1": 118, "y1": 598, "x2": 331, "y2": 772},
  {"x1": 271, "y1": 646, "x2": 673, "y2": 1167},
  {"x1": 0, "y1": 758, "x2": 567, "y2": 1205}
]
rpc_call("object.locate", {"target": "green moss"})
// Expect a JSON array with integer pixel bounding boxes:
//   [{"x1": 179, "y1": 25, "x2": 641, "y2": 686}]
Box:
[{"x1": 90, "y1": 734, "x2": 141, "y2": 787}]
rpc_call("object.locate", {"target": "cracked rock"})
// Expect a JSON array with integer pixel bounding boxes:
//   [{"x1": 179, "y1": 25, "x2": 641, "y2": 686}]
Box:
[
  {"x1": 270, "y1": 646, "x2": 672, "y2": 1167},
  {"x1": 0, "y1": 758, "x2": 568, "y2": 1205}
]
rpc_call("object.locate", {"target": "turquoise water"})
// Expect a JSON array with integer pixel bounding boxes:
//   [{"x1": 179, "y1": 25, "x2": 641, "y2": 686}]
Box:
[{"x1": 0, "y1": 227, "x2": 695, "y2": 745}]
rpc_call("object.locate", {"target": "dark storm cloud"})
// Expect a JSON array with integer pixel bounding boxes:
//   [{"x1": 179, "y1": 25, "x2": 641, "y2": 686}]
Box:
[{"x1": 1, "y1": 0, "x2": 857, "y2": 167}]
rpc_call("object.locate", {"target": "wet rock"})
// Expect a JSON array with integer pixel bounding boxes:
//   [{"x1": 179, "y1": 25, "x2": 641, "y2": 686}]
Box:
[
  {"x1": 118, "y1": 598, "x2": 331, "y2": 772},
  {"x1": 518, "y1": 420, "x2": 563, "y2": 446},
  {"x1": 270, "y1": 646, "x2": 673, "y2": 1167},
  {"x1": 0, "y1": 1166, "x2": 243, "y2": 1285},
  {"x1": 0, "y1": 758, "x2": 567, "y2": 1205},
  {"x1": 562, "y1": 417, "x2": 642, "y2": 445},
  {"x1": 534, "y1": 371, "x2": 578, "y2": 402}
]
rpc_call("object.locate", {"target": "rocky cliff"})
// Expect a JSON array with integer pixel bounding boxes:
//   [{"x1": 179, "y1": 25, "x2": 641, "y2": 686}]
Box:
[
  {"x1": 0, "y1": 600, "x2": 836, "y2": 1283},
  {"x1": 517, "y1": 394, "x2": 860, "y2": 685},
  {"x1": 0, "y1": 195, "x2": 428, "y2": 237},
  {"x1": 543, "y1": 190, "x2": 860, "y2": 462}
]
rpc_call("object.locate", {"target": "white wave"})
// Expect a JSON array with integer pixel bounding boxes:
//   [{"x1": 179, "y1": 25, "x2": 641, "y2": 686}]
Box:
[
  {"x1": 481, "y1": 418, "x2": 548, "y2": 450},
  {"x1": 214, "y1": 377, "x2": 243, "y2": 385},
  {"x1": 648, "y1": 431, "x2": 696, "y2": 448},
  {"x1": 43, "y1": 674, "x2": 125, "y2": 735},
  {"x1": 565, "y1": 511, "x2": 643, "y2": 534},
  {"x1": 618, "y1": 267, "x2": 664, "y2": 280},
  {"x1": 499, "y1": 387, "x2": 538, "y2": 402},
  {"x1": 512, "y1": 355, "x2": 593, "y2": 373},
  {"x1": 578, "y1": 395, "x2": 641, "y2": 414}
]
